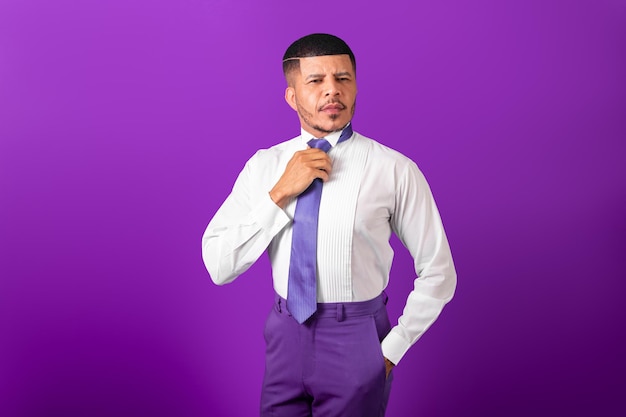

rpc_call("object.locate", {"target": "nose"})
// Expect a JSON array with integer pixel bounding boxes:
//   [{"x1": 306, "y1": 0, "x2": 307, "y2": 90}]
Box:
[{"x1": 324, "y1": 78, "x2": 341, "y2": 97}]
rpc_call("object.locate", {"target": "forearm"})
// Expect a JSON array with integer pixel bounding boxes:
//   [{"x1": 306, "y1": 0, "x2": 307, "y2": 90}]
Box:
[
  {"x1": 381, "y1": 268, "x2": 456, "y2": 364},
  {"x1": 202, "y1": 193, "x2": 290, "y2": 284}
]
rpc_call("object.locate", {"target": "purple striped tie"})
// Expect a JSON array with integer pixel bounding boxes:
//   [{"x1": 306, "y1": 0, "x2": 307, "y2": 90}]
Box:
[{"x1": 287, "y1": 124, "x2": 353, "y2": 323}]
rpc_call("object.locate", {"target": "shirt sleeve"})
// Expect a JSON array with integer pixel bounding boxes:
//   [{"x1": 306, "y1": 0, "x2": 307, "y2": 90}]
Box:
[
  {"x1": 380, "y1": 161, "x2": 457, "y2": 365},
  {"x1": 201, "y1": 155, "x2": 291, "y2": 285}
]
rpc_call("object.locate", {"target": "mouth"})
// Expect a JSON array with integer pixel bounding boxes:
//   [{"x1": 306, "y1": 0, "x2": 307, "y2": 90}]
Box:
[{"x1": 320, "y1": 102, "x2": 346, "y2": 114}]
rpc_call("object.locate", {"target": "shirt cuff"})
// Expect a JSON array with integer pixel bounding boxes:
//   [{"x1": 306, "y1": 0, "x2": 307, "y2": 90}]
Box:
[
  {"x1": 250, "y1": 193, "x2": 291, "y2": 234},
  {"x1": 381, "y1": 328, "x2": 412, "y2": 365}
]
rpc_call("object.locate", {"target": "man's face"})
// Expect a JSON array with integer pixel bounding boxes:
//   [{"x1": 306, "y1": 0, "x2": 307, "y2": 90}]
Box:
[{"x1": 285, "y1": 54, "x2": 357, "y2": 138}]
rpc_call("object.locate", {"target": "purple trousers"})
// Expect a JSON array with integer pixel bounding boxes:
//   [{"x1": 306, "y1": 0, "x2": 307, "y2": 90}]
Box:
[{"x1": 260, "y1": 293, "x2": 393, "y2": 417}]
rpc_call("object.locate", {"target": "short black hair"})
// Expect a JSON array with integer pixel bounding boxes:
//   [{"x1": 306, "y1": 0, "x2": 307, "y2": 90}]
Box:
[{"x1": 282, "y1": 33, "x2": 356, "y2": 78}]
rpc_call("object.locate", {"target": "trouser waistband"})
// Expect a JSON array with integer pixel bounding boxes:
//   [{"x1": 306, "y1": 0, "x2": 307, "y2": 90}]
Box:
[{"x1": 274, "y1": 292, "x2": 388, "y2": 322}]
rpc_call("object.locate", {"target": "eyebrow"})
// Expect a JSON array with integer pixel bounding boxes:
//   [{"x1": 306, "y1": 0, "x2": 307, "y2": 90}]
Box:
[
  {"x1": 305, "y1": 73, "x2": 325, "y2": 81},
  {"x1": 304, "y1": 71, "x2": 353, "y2": 81}
]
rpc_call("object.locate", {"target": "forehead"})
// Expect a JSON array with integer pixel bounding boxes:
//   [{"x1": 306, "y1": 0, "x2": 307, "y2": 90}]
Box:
[{"x1": 297, "y1": 54, "x2": 354, "y2": 76}]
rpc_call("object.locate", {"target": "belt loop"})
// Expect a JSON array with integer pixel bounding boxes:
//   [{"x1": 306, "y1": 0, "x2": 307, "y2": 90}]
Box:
[
  {"x1": 382, "y1": 291, "x2": 389, "y2": 305},
  {"x1": 336, "y1": 304, "x2": 345, "y2": 322}
]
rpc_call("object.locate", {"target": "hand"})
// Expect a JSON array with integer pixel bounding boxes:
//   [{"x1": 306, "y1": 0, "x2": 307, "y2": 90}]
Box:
[
  {"x1": 269, "y1": 148, "x2": 332, "y2": 208},
  {"x1": 384, "y1": 357, "x2": 395, "y2": 379}
]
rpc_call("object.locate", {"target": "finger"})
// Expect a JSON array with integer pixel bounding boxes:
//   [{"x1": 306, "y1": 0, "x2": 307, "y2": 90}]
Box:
[
  {"x1": 298, "y1": 154, "x2": 331, "y2": 172},
  {"x1": 316, "y1": 169, "x2": 330, "y2": 182},
  {"x1": 311, "y1": 152, "x2": 332, "y2": 165},
  {"x1": 309, "y1": 159, "x2": 332, "y2": 176},
  {"x1": 303, "y1": 147, "x2": 331, "y2": 156},
  {"x1": 292, "y1": 149, "x2": 329, "y2": 164}
]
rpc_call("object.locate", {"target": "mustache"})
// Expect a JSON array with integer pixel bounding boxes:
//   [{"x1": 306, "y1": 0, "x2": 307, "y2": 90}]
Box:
[{"x1": 318, "y1": 100, "x2": 347, "y2": 111}]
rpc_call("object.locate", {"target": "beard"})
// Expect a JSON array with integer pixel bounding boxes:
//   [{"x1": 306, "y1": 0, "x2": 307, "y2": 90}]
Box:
[{"x1": 295, "y1": 99, "x2": 356, "y2": 135}]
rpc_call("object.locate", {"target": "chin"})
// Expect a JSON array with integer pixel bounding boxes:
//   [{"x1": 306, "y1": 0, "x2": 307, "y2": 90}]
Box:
[
  {"x1": 327, "y1": 116, "x2": 347, "y2": 126},
  {"x1": 325, "y1": 124, "x2": 344, "y2": 133}
]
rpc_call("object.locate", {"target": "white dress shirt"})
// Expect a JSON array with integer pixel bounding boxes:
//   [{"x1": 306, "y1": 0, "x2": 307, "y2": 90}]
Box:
[{"x1": 202, "y1": 127, "x2": 457, "y2": 364}]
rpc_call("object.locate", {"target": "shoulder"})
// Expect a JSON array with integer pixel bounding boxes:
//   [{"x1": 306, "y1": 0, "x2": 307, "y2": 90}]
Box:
[
  {"x1": 245, "y1": 135, "x2": 301, "y2": 168},
  {"x1": 353, "y1": 132, "x2": 418, "y2": 172}
]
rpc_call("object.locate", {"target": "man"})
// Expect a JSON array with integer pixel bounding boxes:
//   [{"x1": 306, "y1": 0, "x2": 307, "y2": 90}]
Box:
[{"x1": 202, "y1": 33, "x2": 456, "y2": 417}]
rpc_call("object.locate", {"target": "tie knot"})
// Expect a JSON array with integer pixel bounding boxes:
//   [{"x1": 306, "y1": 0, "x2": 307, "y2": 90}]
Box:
[{"x1": 307, "y1": 138, "x2": 332, "y2": 153}]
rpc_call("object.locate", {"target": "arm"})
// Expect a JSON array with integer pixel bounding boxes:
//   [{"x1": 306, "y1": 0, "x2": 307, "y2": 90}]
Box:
[
  {"x1": 201, "y1": 158, "x2": 290, "y2": 285},
  {"x1": 202, "y1": 147, "x2": 332, "y2": 284},
  {"x1": 381, "y1": 162, "x2": 457, "y2": 365}
]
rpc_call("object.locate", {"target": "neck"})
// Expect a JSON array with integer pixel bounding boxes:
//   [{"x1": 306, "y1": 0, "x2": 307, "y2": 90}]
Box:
[{"x1": 301, "y1": 122, "x2": 351, "y2": 139}]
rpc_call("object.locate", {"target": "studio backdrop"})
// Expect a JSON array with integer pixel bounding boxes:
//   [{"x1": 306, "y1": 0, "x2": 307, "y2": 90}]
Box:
[{"x1": 1, "y1": 1, "x2": 625, "y2": 416}]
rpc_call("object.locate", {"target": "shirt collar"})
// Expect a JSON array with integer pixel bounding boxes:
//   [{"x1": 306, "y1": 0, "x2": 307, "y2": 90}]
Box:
[{"x1": 300, "y1": 123, "x2": 351, "y2": 147}]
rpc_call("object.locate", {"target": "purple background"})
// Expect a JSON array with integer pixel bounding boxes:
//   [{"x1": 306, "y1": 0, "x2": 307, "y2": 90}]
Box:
[{"x1": 1, "y1": 1, "x2": 625, "y2": 416}]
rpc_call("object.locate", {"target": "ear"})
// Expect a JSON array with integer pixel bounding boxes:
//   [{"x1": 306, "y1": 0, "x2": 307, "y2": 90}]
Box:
[{"x1": 285, "y1": 86, "x2": 297, "y2": 112}]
